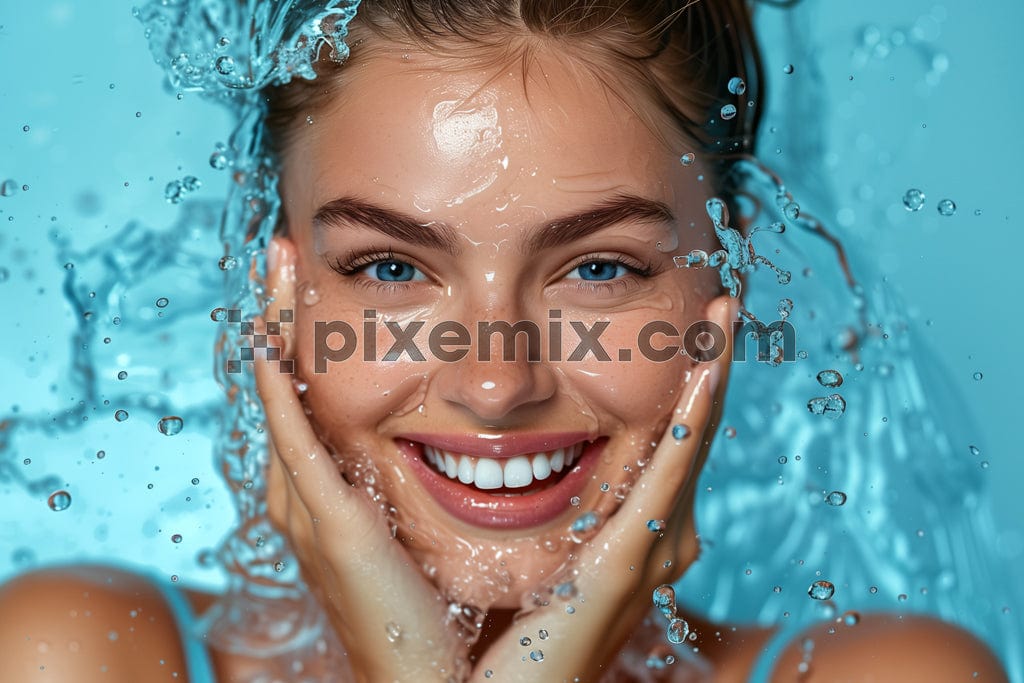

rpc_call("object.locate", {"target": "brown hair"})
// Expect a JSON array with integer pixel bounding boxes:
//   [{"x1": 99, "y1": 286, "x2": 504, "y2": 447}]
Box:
[{"x1": 265, "y1": 0, "x2": 764, "y2": 206}]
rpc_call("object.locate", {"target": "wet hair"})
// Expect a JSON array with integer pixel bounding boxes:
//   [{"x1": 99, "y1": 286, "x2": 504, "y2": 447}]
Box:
[{"x1": 264, "y1": 0, "x2": 765, "y2": 201}]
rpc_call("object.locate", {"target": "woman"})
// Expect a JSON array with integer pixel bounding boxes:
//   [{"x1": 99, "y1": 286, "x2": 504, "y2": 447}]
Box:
[{"x1": 0, "y1": 0, "x2": 1008, "y2": 680}]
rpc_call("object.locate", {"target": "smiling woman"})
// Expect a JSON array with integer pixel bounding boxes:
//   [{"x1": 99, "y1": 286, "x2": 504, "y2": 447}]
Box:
[{"x1": 0, "y1": 0, "x2": 1013, "y2": 681}]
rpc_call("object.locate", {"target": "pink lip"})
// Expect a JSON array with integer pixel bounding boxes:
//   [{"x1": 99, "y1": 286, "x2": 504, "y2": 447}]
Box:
[
  {"x1": 396, "y1": 438, "x2": 605, "y2": 529},
  {"x1": 398, "y1": 432, "x2": 591, "y2": 458}
]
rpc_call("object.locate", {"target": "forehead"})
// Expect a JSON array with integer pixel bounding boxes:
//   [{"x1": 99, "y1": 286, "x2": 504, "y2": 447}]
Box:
[{"x1": 282, "y1": 46, "x2": 702, "y2": 237}]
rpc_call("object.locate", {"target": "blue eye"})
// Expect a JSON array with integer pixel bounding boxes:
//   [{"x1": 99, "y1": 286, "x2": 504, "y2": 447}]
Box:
[
  {"x1": 367, "y1": 259, "x2": 424, "y2": 282},
  {"x1": 568, "y1": 261, "x2": 627, "y2": 281}
]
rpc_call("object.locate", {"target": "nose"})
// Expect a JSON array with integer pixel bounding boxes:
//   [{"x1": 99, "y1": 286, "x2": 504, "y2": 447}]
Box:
[{"x1": 434, "y1": 320, "x2": 558, "y2": 424}]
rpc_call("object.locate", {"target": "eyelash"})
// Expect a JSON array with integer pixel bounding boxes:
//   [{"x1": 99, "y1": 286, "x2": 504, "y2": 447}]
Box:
[{"x1": 325, "y1": 249, "x2": 658, "y2": 293}]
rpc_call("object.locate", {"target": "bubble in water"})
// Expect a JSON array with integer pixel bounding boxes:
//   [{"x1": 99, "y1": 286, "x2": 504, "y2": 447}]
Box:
[
  {"x1": 191, "y1": 477, "x2": 200, "y2": 485},
  {"x1": 727, "y1": 76, "x2": 746, "y2": 95},
  {"x1": 825, "y1": 491, "x2": 847, "y2": 506},
  {"x1": 274, "y1": 561, "x2": 285, "y2": 572},
  {"x1": 816, "y1": 370, "x2": 844, "y2": 387},
  {"x1": 680, "y1": 152, "x2": 695, "y2": 166},
  {"x1": 808, "y1": 580, "x2": 835, "y2": 600},
  {"x1": 720, "y1": 104, "x2": 737, "y2": 120},
  {"x1": 937, "y1": 198, "x2": 957, "y2": 216},
  {"x1": 969, "y1": 445, "x2": 981, "y2": 456},
  {"x1": 164, "y1": 176, "x2": 201, "y2": 204},
  {"x1": 897, "y1": 593, "x2": 908, "y2": 602},
  {"x1": 807, "y1": 394, "x2": 846, "y2": 419},
  {"x1": 869, "y1": 586, "x2": 878, "y2": 594},
  {"x1": 782, "y1": 201, "x2": 800, "y2": 220},
  {"x1": 529, "y1": 650, "x2": 544, "y2": 662},
  {"x1": 219, "y1": 255, "x2": 239, "y2": 271},
  {"x1": 215, "y1": 55, "x2": 236, "y2": 75},
  {"x1": 117, "y1": 370, "x2": 128, "y2": 380},
  {"x1": 114, "y1": 409, "x2": 129, "y2": 422},
  {"x1": 902, "y1": 188, "x2": 926, "y2": 211},
  {"x1": 666, "y1": 618, "x2": 690, "y2": 644},
  {"x1": 157, "y1": 416, "x2": 184, "y2": 436},
  {"x1": 671, "y1": 424, "x2": 690, "y2": 440},
  {"x1": 0, "y1": 179, "x2": 18, "y2": 197},
  {"x1": 385, "y1": 621, "x2": 401, "y2": 643},
  {"x1": 96, "y1": 450, "x2": 106, "y2": 459},
  {"x1": 783, "y1": 64, "x2": 794, "y2": 74},
  {"x1": 171, "y1": 534, "x2": 183, "y2": 543},
  {"x1": 652, "y1": 584, "x2": 677, "y2": 619},
  {"x1": 647, "y1": 519, "x2": 666, "y2": 534},
  {"x1": 210, "y1": 307, "x2": 228, "y2": 322},
  {"x1": 778, "y1": 455, "x2": 788, "y2": 464},
  {"x1": 156, "y1": 297, "x2": 169, "y2": 308},
  {"x1": 972, "y1": 371, "x2": 983, "y2": 381},
  {"x1": 48, "y1": 490, "x2": 72, "y2": 512}
]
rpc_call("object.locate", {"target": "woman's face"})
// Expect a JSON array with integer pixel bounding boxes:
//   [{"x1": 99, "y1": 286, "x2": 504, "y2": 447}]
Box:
[{"x1": 275, "y1": 44, "x2": 724, "y2": 608}]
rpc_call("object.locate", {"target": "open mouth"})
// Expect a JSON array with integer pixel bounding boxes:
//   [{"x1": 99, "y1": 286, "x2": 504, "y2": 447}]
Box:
[
  {"x1": 396, "y1": 436, "x2": 604, "y2": 529},
  {"x1": 421, "y1": 443, "x2": 584, "y2": 495}
]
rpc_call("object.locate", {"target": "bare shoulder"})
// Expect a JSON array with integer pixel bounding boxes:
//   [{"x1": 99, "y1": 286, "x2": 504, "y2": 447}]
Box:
[
  {"x1": 769, "y1": 612, "x2": 1007, "y2": 682},
  {"x1": 0, "y1": 565, "x2": 193, "y2": 682}
]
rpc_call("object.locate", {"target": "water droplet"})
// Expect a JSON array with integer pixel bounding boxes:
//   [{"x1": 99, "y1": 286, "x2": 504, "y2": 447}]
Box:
[
  {"x1": 600, "y1": 481, "x2": 610, "y2": 492},
  {"x1": 217, "y1": 36, "x2": 231, "y2": 48},
  {"x1": 219, "y1": 255, "x2": 239, "y2": 271},
  {"x1": 569, "y1": 495, "x2": 581, "y2": 507},
  {"x1": 777, "y1": 298, "x2": 793, "y2": 320},
  {"x1": 215, "y1": 55, "x2": 235, "y2": 75},
  {"x1": 807, "y1": 394, "x2": 846, "y2": 419},
  {"x1": 538, "y1": 629, "x2": 549, "y2": 640},
  {"x1": 303, "y1": 285, "x2": 321, "y2": 306},
  {"x1": 529, "y1": 649, "x2": 545, "y2": 662},
  {"x1": 484, "y1": 670, "x2": 493, "y2": 678},
  {"x1": 306, "y1": 115, "x2": 314, "y2": 125},
  {"x1": 816, "y1": 369, "x2": 843, "y2": 387},
  {"x1": 0, "y1": 179, "x2": 18, "y2": 197},
  {"x1": 274, "y1": 561, "x2": 285, "y2": 572},
  {"x1": 903, "y1": 188, "x2": 926, "y2": 211},
  {"x1": 520, "y1": 636, "x2": 532, "y2": 646},
  {"x1": 980, "y1": 461, "x2": 990, "y2": 470},
  {"x1": 666, "y1": 618, "x2": 690, "y2": 644},
  {"x1": 157, "y1": 416, "x2": 183, "y2": 436},
  {"x1": 679, "y1": 152, "x2": 695, "y2": 166},
  {"x1": 825, "y1": 491, "x2": 847, "y2": 506},
  {"x1": 969, "y1": 445, "x2": 981, "y2": 456},
  {"x1": 727, "y1": 76, "x2": 746, "y2": 95},
  {"x1": 869, "y1": 586, "x2": 878, "y2": 594},
  {"x1": 897, "y1": 593, "x2": 908, "y2": 602},
  {"x1": 191, "y1": 478, "x2": 200, "y2": 485},
  {"x1": 553, "y1": 581, "x2": 577, "y2": 601},
  {"x1": 808, "y1": 580, "x2": 835, "y2": 601},
  {"x1": 135, "y1": 111, "x2": 142, "y2": 118},
  {"x1": 385, "y1": 621, "x2": 401, "y2": 643},
  {"x1": 210, "y1": 307, "x2": 228, "y2": 322},
  {"x1": 96, "y1": 450, "x2": 105, "y2": 459},
  {"x1": 773, "y1": 585, "x2": 782, "y2": 594},
  {"x1": 114, "y1": 409, "x2": 129, "y2": 422},
  {"x1": 117, "y1": 371, "x2": 128, "y2": 380},
  {"x1": 171, "y1": 534, "x2": 183, "y2": 543},
  {"x1": 724, "y1": 426, "x2": 737, "y2": 438},
  {"x1": 155, "y1": 297, "x2": 169, "y2": 308},
  {"x1": 783, "y1": 64, "x2": 795, "y2": 74},
  {"x1": 48, "y1": 490, "x2": 72, "y2": 511},
  {"x1": 720, "y1": 104, "x2": 737, "y2": 120},
  {"x1": 972, "y1": 371, "x2": 983, "y2": 381},
  {"x1": 937, "y1": 198, "x2": 957, "y2": 216},
  {"x1": 778, "y1": 455, "x2": 788, "y2": 464},
  {"x1": 647, "y1": 519, "x2": 666, "y2": 533},
  {"x1": 671, "y1": 424, "x2": 690, "y2": 440},
  {"x1": 569, "y1": 511, "x2": 600, "y2": 541},
  {"x1": 652, "y1": 584, "x2": 677, "y2": 619}
]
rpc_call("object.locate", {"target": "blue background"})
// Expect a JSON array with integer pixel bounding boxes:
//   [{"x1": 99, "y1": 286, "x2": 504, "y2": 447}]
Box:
[{"x1": 1, "y1": 0, "x2": 1020, "y2": 673}]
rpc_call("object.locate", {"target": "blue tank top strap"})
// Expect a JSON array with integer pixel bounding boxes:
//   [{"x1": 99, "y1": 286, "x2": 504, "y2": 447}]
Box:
[
  {"x1": 746, "y1": 618, "x2": 812, "y2": 683},
  {"x1": 145, "y1": 574, "x2": 218, "y2": 683}
]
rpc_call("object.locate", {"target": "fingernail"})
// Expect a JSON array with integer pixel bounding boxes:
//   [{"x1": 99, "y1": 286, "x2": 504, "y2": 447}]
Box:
[{"x1": 267, "y1": 239, "x2": 280, "y2": 272}]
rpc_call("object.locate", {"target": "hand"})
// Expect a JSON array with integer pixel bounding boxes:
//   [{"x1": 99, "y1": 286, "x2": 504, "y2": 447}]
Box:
[
  {"x1": 255, "y1": 236, "x2": 735, "y2": 681},
  {"x1": 256, "y1": 238, "x2": 468, "y2": 682}
]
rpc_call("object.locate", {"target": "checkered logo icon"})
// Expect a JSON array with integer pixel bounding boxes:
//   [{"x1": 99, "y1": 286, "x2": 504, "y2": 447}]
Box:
[{"x1": 225, "y1": 308, "x2": 294, "y2": 374}]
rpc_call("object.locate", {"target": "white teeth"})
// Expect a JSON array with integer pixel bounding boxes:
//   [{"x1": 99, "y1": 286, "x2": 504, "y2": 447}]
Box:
[
  {"x1": 549, "y1": 448, "x2": 565, "y2": 473},
  {"x1": 503, "y1": 456, "x2": 533, "y2": 488},
  {"x1": 532, "y1": 453, "x2": 551, "y2": 481},
  {"x1": 423, "y1": 442, "x2": 586, "y2": 491}
]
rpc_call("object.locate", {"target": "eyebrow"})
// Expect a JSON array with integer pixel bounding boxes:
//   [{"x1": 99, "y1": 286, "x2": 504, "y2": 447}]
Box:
[{"x1": 312, "y1": 193, "x2": 675, "y2": 254}]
